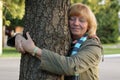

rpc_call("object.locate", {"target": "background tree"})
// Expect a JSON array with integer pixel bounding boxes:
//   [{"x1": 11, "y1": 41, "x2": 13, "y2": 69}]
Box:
[
  {"x1": 96, "y1": 0, "x2": 120, "y2": 43},
  {"x1": 0, "y1": 0, "x2": 3, "y2": 55},
  {"x1": 2, "y1": 0, "x2": 25, "y2": 47},
  {"x1": 19, "y1": 0, "x2": 71, "y2": 80},
  {"x1": 3, "y1": 0, "x2": 25, "y2": 26}
]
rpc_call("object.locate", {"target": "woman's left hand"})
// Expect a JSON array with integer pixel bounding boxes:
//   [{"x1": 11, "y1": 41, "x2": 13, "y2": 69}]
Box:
[{"x1": 21, "y1": 32, "x2": 36, "y2": 55}]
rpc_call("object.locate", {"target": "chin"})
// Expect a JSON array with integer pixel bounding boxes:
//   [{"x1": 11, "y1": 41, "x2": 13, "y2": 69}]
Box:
[
  {"x1": 72, "y1": 33, "x2": 81, "y2": 36},
  {"x1": 72, "y1": 32, "x2": 80, "y2": 35}
]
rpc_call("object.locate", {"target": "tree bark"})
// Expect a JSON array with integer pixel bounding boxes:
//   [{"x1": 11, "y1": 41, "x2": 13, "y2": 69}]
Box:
[{"x1": 19, "y1": 0, "x2": 71, "y2": 80}]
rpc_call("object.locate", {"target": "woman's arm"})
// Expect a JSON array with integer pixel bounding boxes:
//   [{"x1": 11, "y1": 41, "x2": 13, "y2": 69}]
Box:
[
  {"x1": 37, "y1": 39, "x2": 102, "y2": 75},
  {"x1": 20, "y1": 33, "x2": 102, "y2": 76}
]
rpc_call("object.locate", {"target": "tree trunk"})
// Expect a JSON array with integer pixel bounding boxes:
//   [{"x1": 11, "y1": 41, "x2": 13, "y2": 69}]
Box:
[
  {"x1": 0, "y1": 1, "x2": 2, "y2": 55},
  {"x1": 19, "y1": 0, "x2": 71, "y2": 80}
]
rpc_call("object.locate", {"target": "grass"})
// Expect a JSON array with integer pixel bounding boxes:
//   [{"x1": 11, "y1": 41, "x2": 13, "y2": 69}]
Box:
[
  {"x1": 0, "y1": 41, "x2": 120, "y2": 57},
  {"x1": 1, "y1": 47, "x2": 21, "y2": 57},
  {"x1": 103, "y1": 48, "x2": 120, "y2": 55}
]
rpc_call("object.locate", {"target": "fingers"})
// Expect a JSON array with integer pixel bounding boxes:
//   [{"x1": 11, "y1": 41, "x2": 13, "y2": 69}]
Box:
[
  {"x1": 15, "y1": 32, "x2": 35, "y2": 54},
  {"x1": 15, "y1": 41, "x2": 25, "y2": 53},
  {"x1": 15, "y1": 35, "x2": 26, "y2": 53},
  {"x1": 19, "y1": 42, "x2": 25, "y2": 53},
  {"x1": 15, "y1": 39, "x2": 20, "y2": 52},
  {"x1": 26, "y1": 32, "x2": 32, "y2": 41}
]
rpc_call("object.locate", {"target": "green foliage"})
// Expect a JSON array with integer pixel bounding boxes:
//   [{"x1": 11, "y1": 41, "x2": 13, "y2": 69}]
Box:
[
  {"x1": 3, "y1": 0, "x2": 25, "y2": 19},
  {"x1": 2, "y1": 0, "x2": 25, "y2": 26},
  {"x1": 96, "y1": 0, "x2": 120, "y2": 43},
  {"x1": 71, "y1": 0, "x2": 120, "y2": 43},
  {"x1": 4, "y1": 11, "x2": 24, "y2": 27}
]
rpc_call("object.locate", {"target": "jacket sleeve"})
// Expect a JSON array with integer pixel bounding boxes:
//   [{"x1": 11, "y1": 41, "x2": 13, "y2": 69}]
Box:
[{"x1": 39, "y1": 38, "x2": 103, "y2": 75}]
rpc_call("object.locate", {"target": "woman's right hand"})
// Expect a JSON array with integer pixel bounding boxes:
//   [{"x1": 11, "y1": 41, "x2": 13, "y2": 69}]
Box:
[{"x1": 15, "y1": 34, "x2": 26, "y2": 53}]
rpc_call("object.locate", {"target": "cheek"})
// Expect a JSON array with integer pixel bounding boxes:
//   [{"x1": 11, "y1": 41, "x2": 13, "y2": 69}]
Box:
[{"x1": 82, "y1": 23, "x2": 89, "y2": 32}]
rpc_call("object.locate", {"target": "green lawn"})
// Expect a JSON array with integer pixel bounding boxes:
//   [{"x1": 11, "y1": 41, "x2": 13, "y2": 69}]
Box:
[
  {"x1": 103, "y1": 42, "x2": 120, "y2": 55},
  {"x1": 0, "y1": 43, "x2": 120, "y2": 57},
  {"x1": 1, "y1": 47, "x2": 21, "y2": 57},
  {"x1": 103, "y1": 48, "x2": 120, "y2": 55}
]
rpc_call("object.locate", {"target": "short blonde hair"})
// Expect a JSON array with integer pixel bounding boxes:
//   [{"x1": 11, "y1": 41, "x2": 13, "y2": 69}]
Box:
[{"x1": 68, "y1": 3, "x2": 97, "y2": 37}]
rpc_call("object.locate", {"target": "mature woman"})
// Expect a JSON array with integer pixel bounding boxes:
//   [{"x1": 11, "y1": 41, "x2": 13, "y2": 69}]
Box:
[{"x1": 15, "y1": 3, "x2": 103, "y2": 80}]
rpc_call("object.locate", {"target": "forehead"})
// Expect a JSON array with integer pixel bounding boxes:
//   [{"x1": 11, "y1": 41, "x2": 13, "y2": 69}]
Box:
[
  {"x1": 70, "y1": 16, "x2": 85, "y2": 19},
  {"x1": 69, "y1": 4, "x2": 89, "y2": 19}
]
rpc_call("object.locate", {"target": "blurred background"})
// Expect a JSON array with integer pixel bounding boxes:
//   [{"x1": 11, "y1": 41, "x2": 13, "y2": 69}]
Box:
[{"x1": 0, "y1": 0, "x2": 120, "y2": 80}]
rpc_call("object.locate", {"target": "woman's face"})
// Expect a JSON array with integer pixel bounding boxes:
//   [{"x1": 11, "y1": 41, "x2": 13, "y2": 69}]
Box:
[{"x1": 69, "y1": 16, "x2": 88, "y2": 38}]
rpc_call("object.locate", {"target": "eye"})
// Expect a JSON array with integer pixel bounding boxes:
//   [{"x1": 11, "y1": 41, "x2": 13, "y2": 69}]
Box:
[
  {"x1": 79, "y1": 18, "x2": 86, "y2": 22},
  {"x1": 69, "y1": 17, "x2": 76, "y2": 21},
  {"x1": 69, "y1": 17, "x2": 87, "y2": 23}
]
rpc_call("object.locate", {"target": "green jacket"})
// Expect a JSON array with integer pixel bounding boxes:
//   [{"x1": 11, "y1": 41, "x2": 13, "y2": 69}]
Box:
[{"x1": 40, "y1": 38, "x2": 103, "y2": 80}]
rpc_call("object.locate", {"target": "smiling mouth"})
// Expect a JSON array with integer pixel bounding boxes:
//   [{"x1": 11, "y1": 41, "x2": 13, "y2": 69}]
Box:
[{"x1": 72, "y1": 28, "x2": 80, "y2": 30}]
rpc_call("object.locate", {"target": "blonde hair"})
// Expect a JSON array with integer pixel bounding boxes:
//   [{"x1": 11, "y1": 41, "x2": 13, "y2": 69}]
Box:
[{"x1": 68, "y1": 3, "x2": 97, "y2": 37}]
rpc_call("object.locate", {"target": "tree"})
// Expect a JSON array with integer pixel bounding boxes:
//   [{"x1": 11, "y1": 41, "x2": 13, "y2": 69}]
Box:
[
  {"x1": 3, "y1": 0, "x2": 25, "y2": 26},
  {"x1": 2, "y1": 0, "x2": 25, "y2": 48},
  {"x1": 19, "y1": 0, "x2": 71, "y2": 80},
  {"x1": 96, "y1": 0, "x2": 120, "y2": 43},
  {"x1": 0, "y1": 0, "x2": 3, "y2": 55}
]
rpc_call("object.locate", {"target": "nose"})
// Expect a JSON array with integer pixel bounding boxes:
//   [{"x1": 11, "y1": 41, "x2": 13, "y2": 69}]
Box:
[{"x1": 74, "y1": 19, "x2": 80, "y2": 25}]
